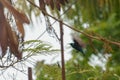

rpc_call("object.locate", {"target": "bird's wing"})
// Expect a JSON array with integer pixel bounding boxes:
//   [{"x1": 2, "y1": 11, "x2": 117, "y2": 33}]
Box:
[
  {"x1": 73, "y1": 36, "x2": 85, "y2": 48},
  {"x1": 73, "y1": 38, "x2": 79, "y2": 46}
]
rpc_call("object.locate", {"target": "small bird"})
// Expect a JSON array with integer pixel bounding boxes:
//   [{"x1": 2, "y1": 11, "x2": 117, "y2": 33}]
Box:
[{"x1": 70, "y1": 34, "x2": 85, "y2": 56}]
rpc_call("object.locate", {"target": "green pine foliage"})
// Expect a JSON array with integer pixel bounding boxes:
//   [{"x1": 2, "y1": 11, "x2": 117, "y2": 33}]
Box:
[
  {"x1": 35, "y1": 61, "x2": 61, "y2": 80},
  {"x1": 23, "y1": 40, "x2": 59, "y2": 55}
]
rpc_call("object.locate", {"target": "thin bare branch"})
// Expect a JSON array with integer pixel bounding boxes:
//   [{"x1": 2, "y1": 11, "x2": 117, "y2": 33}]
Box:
[{"x1": 60, "y1": 20, "x2": 66, "y2": 80}]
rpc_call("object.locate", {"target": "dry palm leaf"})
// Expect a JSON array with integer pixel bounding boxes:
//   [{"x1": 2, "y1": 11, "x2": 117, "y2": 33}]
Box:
[
  {"x1": 0, "y1": 0, "x2": 30, "y2": 24},
  {"x1": 55, "y1": 0, "x2": 61, "y2": 11},
  {"x1": 48, "y1": 0, "x2": 54, "y2": 10},
  {"x1": 45, "y1": 0, "x2": 54, "y2": 10},
  {"x1": 59, "y1": 0, "x2": 65, "y2": 5},
  {"x1": 44, "y1": 0, "x2": 68, "y2": 11},
  {"x1": 0, "y1": 0, "x2": 30, "y2": 43},
  {"x1": 38, "y1": 0, "x2": 69, "y2": 16},
  {"x1": 39, "y1": 0, "x2": 46, "y2": 15},
  {"x1": 15, "y1": 19, "x2": 25, "y2": 41},
  {"x1": 0, "y1": 2, "x2": 8, "y2": 57},
  {"x1": 7, "y1": 27, "x2": 22, "y2": 59},
  {"x1": 0, "y1": 0, "x2": 29, "y2": 59},
  {"x1": 0, "y1": 2, "x2": 21, "y2": 59},
  {"x1": 45, "y1": 0, "x2": 51, "y2": 5}
]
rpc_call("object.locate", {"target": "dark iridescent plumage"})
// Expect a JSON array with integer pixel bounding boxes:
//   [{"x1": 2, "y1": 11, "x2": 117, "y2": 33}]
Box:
[{"x1": 70, "y1": 34, "x2": 85, "y2": 56}]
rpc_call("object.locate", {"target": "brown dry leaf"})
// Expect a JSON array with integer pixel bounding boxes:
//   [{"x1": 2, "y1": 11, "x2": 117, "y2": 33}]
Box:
[
  {"x1": 55, "y1": 0, "x2": 61, "y2": 11},
  {"x1": 44, "y1": 0, "x2": 68, "y2": 11},
  {"x1": 45, "y1": 0, "x2": 54, "y2": 10},
  {"x1": 0, "y1": 25, "x2": 8, "y2": 57},
  {"x1": 0, "y1": 1, "x2": 22, "y2": 59},
  {"x1": 12, "y1": 31, "x2": 19, "y2": 47},
  {"x1": 6, "y1": 23, "x2": 22, "y2": 59},
  {"x1": 59, "y1": 0, "x2": 65, "y2": 5},
  {"x1": 0, "y1": 2, "x2": 8, "y2": 57},
  {"x1": 39, "y1": 0, "x2": 46, "y2": 15},
  {"x1": 49, "y1": 0, "x2": 54, "y2": 10},
  {"x1": 45, "y1": 0, "x2": 51, "y2": 5},
  {"x1": 11, "y1": 31, "x2": 22, "y2": 59},
  {"x1": 65, "y1": 0, "x2": 68, "y2": 3},
  {"x1": 15, "y1": 19, "x2": 25, "y2": 40},
  {"x1": 0, "y1": 0, "x2": 30, "y2": 24},
  {"x1": 60, "y1": 0, "x2": 68, "y2": 5}
]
